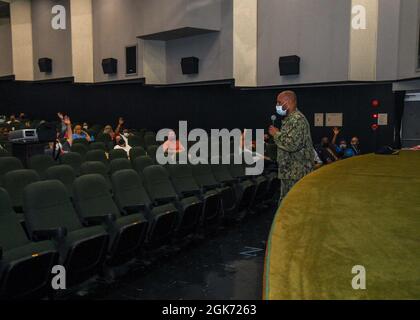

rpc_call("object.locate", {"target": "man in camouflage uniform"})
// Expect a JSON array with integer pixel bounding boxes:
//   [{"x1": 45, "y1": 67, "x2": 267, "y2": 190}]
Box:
[{"x1": 269, "y1": 91, "x2": 314, "y2": 203}]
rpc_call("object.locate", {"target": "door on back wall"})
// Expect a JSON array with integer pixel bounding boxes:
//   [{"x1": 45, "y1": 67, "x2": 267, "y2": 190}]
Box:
[{"x1": 402, "y1": 93, "x2": 420, "y2": 148}]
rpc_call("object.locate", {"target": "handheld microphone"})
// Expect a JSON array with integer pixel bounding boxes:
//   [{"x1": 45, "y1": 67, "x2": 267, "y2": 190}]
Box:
[{"x1": 271, "y1": 115, "x2": 277, "y2": 126}]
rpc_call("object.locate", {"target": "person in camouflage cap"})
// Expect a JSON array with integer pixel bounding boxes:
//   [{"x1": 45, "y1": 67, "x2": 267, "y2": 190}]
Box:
[{"x1": 269, "y1": 90, "x2": 314, "y2": 204}]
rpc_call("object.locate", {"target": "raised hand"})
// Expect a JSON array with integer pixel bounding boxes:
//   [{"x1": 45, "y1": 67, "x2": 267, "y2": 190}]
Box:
[
  {"x1": 332, "y1": 127, "x2": 340, "y2": 136},
  {"x1": 63, "y1": 116, "x2": 71, "y2": 126}
]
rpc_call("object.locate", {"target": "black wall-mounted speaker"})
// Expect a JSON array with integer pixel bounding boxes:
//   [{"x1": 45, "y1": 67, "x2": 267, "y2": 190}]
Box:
[
  {"x1": 38, "y1": 58, "x2": 52, "y2": 73},
  {"x1": 181, "y1": 57, "x2": 199, "y2": 75},
  {"x1": 279, "y1": 55, "x2": 300, "y2": 76},
  {"x1": 102, "y1": 58, "x2": 118, "y2": 74},
  {"x1": 126, "y1": 46, "x2": 137, "y2": 75}
]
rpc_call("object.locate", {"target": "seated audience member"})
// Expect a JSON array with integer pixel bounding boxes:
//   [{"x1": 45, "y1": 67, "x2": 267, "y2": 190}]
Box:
[
  {"x1": 82, "y1": 122, "x2": 90, "y2": 131},
  {"x1": 121, "y1": 128, "x2": 133, "y2": 139},
  {"x1": 162, "y1": 129, "x2": 185, "y2": 160},
  {"x1": 45, "y1": 115, "x2": 73, "y2": 157},
  {"x1": 6, "y1": 114, "x2": 22, "y2": 131},
  {"x1": 313, "y1": 148, "x2": 323, "y2": 170},
  {"x1": 331, "y1": 127, "x2": 348, "y2": 157},
  {"x1": 23, "y1": 120, "x2": 32, "y2": 129},
  {"x1": 317, "y1": 136, "x2": 340, "y2": 164},
  {"x1": 264, "y1": 133, "x2": 274, "y2": 145},
  {"x1": 263, "y1": 132, "x2": 278, "y2": 171},
  {"x1": 0, "y1": 127, "x2": 9, "y2": 142},
  {"x1": 344, "y1": 137, "x2": 361, "y2": 158},
  {"x1": 73, "y1": 124, "x2": 93, "y2": 141},
  {"x1": 18, "y1": 113, "x2": 27, "y2": 122},
  {"x1": 336, "y1": 139, "x2": 348, "y2": 157},
  {"x1": 6, "y1": 114, "x2": 20, "y2": 125},
  {"x1": 240, "y1": 129, "x2": 268, "y2": 162},
  {"x1": 102, "y1": 117, "x2": 124, "y2": 142},
  {"x1": 114, "y1": 135, "x2": 132, "y2": 156}
]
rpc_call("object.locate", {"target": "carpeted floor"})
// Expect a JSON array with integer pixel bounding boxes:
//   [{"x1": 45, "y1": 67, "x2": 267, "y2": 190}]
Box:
[{"x1": 264, "y1": 151, "x2": 420, "y2": 300}]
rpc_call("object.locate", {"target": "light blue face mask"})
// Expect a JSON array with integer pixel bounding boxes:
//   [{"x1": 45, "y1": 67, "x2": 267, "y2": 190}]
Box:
[{"x1": 276, "y1": 104, "x2": 287, "y2": 116}]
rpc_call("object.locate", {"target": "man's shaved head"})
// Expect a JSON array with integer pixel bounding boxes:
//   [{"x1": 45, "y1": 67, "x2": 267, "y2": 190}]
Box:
[{"x1": 277, "y1": 90, "x2": 298, "y2": 114}]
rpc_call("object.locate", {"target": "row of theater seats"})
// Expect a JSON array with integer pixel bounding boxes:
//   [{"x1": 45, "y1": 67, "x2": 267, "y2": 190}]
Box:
[
  {"x1": 70, "y1": 142, "x2": 159, "y2": 162},
  {"x1": 71, "y1": 131, "x2": 159, "y2": 152},
  {"x1": 0, "y1": 151, "x2": 279, "y2": 299}
]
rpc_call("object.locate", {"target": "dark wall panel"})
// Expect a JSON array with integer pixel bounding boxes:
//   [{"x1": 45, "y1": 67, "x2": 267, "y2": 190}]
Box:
[{"x1": 0, "y1": 81, "x2": 396, "y2": 153}]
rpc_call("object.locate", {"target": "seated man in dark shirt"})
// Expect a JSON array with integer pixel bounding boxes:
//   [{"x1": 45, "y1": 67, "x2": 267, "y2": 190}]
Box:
[{"x1": 317, "y1": 136, "x2": 340, "y2": 164}]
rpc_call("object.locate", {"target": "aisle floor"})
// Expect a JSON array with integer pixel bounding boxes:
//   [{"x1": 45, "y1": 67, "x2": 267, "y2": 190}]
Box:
[{"x1": 77, "y1": 208, "x2": 276, "y2": 300}]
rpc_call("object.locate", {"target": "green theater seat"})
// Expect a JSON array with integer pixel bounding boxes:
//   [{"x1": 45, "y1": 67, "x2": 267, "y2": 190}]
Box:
[
  {"x1": 28, "y1": 155, "x2": 57, "y2": 179},
  {"x1": 143, "y1": 165, "x2": 201, "y2": 238},
  {"x1": 85, "y1": 150, "x2": 109, "y2": 169},
  {"x1": 23, "y1": 180, "x2": 109, "y2": 287},
  {"x1": 192, "y1": 163, "x2": 236, "y2": 222},
  {"x1": 0, "y1": 188, "x2": 57, "y2": 299},
  {"x1": 45, "y1": 165, "x2": 76, "y2": 198},
  {"x1": 0, "y1": 157, "x2": 24, "y2": 185},
  {"x1": 227, "y1": 154, "x2": 260, "y2": 212},
  {"x1": 128, "y1": 135, "x2": 144, "y2": 148},
  {"x1": 111, "y1": 169, "x2": 178, "y2": 245},
  {"x1": 211, "y1": 156, "x2": 255, "y2": 219},
  {"x1": 167, "y1": 163, "x2": 221, "y2": 228},
  {"x1": 60, "y1": 152, "x2": 83, "y2": 176},
  {"x1": 109, "y1": 158, "x2": 132, "y2": 175},
  {"x1": 165, "y1": 164, "x2": 201, "y2": 197},
  {"x1": 89, "y1": 142, "x2": 107, "y2": 151},
  {"x1": 129, "y1": 147, "x2": 147, "y2": 163},
  {"x1": 133, "y1": 156, "x2": 154, "y2": 177},
  {"x1": 72, "y1": 138, "x2": 89, "y2": 146},
  {"x1": 72, "y1": 174, "x2": 148, "y2": 265},
  {"x1": 2, "y1": 169, "x2": 40, "y2": 213},
  {"x1": 109, "y1": 149, "x2": 128, "y2": 161},
  {"x1": 146, "y1": 145, "x2": 158, "y2": 163},
  {"x1": 70, "y1": 143, "x2": 89, "y2": 158},
  {"x1": 144, "y1": 135, "x2": 157, "y2": 148},
  {"x1": 80, "y1": 161, "x2": 111, "y2": 189}
]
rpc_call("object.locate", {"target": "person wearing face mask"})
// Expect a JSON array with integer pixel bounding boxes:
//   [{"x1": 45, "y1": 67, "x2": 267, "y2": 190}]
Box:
[
  {"x1": 121, "y1": 129, "x2": 132, "y2": 139},
  {"x1": 114, "y1": 135, "x2": 132, "y2": 156},
  {"x1": 331, "y1": 126, "x2": 351, "y2": 157},
  {"x1": 268, "y1": 90, "x2": 314, "y2": 203},
  {"x1": 337, "y1": 139, "x2": 348, "y2": 156},
  {"x1": 72, "y1": 124, "x2": 93, "y2": 142},
  {"x1": 343, "y1": 137, "x2": 361, "y2": 158}
]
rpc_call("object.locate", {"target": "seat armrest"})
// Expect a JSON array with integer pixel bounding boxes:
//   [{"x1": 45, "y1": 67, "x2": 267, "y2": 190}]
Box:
[
  {"x1": 181, "y1": 189, "x2": 200, "y2": 197},
  {"x1": 84, "y1": 213, "x2": 116, "y2": 226},
  {"x1": 13, "y1": 206, "x2": 23, "y2": 213},
  {"x1": 123, "y1": 204, "x2": 146, "y2": 215},
  {"x1": 154, "y1": 196, "x2": 176, "y2": 205},
  {"x1": 32, "y1": 227, "x2": 68, "y2": 241},
  {"x1": 204, "y1": 183, "x2": 222, "y2": 190},
  {"x1": 222, "y1": 179, "x2": 236, "y2": 185}
]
